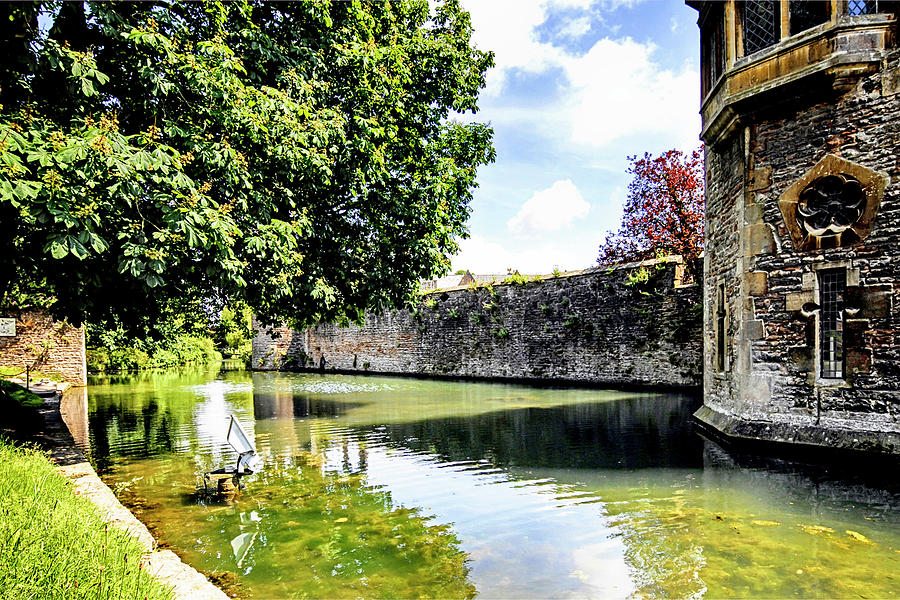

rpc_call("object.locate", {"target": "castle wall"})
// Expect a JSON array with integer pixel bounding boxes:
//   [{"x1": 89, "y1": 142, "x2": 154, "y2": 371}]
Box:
[
  {"x1": 699, "y1": 52, "x2": 900, "y2": 454},
  {"x1": 0, "y1": 308, "x2": 87, "y2": 386},
  {"x1": 253, "y1": 263, "x2": 703, "y2": 390}
]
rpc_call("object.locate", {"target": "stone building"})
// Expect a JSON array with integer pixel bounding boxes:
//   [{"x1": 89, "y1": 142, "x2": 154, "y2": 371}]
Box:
[{"x1": 688, "y1": 0, "x2": 900, "y2": 453}]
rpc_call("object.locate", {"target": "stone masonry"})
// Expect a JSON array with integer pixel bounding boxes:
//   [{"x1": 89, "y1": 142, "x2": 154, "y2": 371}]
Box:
[
  {"x1": 0, "y1": 308, "x2": 86, "y2": 385},
  {"x1": 253, "y1": 261, "x2": 702, "y2": 390},
  {"x1": 691, "y1": 1, "x2": 900, "y2": 454}
]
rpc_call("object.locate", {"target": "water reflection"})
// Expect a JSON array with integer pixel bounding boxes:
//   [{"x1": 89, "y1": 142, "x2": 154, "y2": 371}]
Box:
[
  {"x1": 83, "y1": 370, "x2": 900, "y2": 599},
  {"x1": 369, "y1": 395, "x2": 703, "y2": 470},
  {"x1": 252, "y1": 388, "x2": 364, "y2": 420}
]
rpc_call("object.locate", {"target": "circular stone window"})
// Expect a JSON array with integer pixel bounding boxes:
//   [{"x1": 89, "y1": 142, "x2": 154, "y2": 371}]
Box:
[{"x1": 796, "y1": 173, "x2": 865, "y2": 238}]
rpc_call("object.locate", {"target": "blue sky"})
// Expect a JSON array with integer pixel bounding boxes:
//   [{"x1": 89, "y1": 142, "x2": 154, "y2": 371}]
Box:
[{"x1": 450, "y1": 0, "x2": 700, "y2": 274}]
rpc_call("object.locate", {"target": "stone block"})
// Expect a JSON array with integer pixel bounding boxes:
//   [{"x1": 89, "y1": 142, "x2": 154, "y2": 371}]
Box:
[
  {"x1": 785, "y1": 291, "x2": 814, "y2": 312},
  {"x1": 846, "y1": 349, "x2": 872, "y2": 374},
  {"x1": 844, "y1": 319, "x2": 868, "y2": 349},
  {"x1": 801, "y1": 271, "x2": 816, "y2": 291},
  {"x1": 744, "y1": 202, "x2": 765, "y2": 225},
  {"x1": 847, "y1": 284, "x2": 892, "y2": 319},
  {"x1": 747, "y1": 166, "x2": 772, "y2": 192},
  {"x1": 788, "y1": 346, "x2": 813, "y2": 371},
  {"x1": 743, "y1": 223, "x2": 775, "y2": 256},
  {"x1": 746, "y1": 271, "x2": 768, "y2": 296},
  {"x1": 882, "y1": 65, "x2": 900, "y2": 96},
  {"x1": 862, "y1": 285, "x2": 893, "y2": 319},
  {"x1": 743, "y1": 319, "x2": 766, "y2": 340}
]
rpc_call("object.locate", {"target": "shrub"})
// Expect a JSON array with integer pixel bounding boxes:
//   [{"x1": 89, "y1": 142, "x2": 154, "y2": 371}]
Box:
[
  {"x1": 149, "y1": 348, "x2": 180, "y2": 369},
  {"x1": 502, "y1": 272, "x2": 529, "y2": 285},
  {"x1": 563, "y1": 314, "x2": 580, "y2": 328},
  {"x1": 625, "y1": 266, "x2": 651, "y2": 287},
  {"x1": 172, "y1": 336, "x2": 221, "y2": 365},
  {"x1": 108, "y1": 347, "x2": 150, "y2": 371},
  {"x1": 86, "y1": 347, "x2": 110, "y2": 372}
]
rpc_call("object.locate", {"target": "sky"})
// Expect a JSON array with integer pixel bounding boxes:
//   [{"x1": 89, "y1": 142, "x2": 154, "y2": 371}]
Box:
[{"x1": 449, "y1": 0, "x2": 701, "y2": 274}]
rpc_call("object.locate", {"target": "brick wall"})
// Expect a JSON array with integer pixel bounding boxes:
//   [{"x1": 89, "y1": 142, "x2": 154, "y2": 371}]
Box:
[
  {"x1": 253, "y1": 262, "x2": 702, "y2": 389},
  {"x1": 0, "y1": 309, "x2": 87, "y2": 385}
]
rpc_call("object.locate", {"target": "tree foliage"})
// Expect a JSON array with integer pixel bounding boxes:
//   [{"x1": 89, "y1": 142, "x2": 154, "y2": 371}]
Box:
[
  {"x1": 0, "y1": 0, "x2": 495, "y2": 330},
  {"x1": 597, "y1": 148, "x2": 704, "y2": 282}
]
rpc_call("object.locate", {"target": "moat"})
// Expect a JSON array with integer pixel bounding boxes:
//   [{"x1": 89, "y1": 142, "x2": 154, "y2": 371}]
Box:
[{"x1": 79, "y1": 367, "x2": 900, "y2": 599}]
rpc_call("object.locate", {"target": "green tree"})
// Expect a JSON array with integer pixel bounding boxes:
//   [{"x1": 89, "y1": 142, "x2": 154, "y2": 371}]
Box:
[
  {"x1": 0, "y1": 1, "x2": 494, "y2": 330},
  {"x1": 215, "y1": 302, "x2": 254, "y2": 360}
]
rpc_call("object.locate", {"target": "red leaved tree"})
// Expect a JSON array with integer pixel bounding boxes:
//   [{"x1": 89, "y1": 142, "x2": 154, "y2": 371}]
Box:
[{"x1": 598, "y1": 147, "x2": 705, "y2": 282}]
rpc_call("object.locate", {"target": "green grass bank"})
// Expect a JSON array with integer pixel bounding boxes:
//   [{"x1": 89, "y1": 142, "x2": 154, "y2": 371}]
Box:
[{"x1": 0, "y1": 437, "x2": 174, "y2": 600}]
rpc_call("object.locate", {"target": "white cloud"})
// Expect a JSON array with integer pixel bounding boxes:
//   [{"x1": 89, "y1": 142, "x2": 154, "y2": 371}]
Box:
[
  {"x1": 452, "y1": 235, "x2": 515, "y2": 273},
  {"x1": 559, "y1": 16, "x2": 592, "y2": 39},
  {"x1": 564, "y1": 39, "x2": 699, "y2": 149},
  {"x1": 507, "y1": 179, "x2": 589, "y2": 235},
  {"x1": 461, "y1": 0, "x2": 700, "y2": 152},
  {"x1": 452, "y1": 233, "x2": 601, "y2": 274}
]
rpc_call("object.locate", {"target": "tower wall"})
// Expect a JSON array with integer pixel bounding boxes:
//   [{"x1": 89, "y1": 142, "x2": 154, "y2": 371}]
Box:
[{"x1": 693, "y1": 2, "x2": 900, "y2": 454}]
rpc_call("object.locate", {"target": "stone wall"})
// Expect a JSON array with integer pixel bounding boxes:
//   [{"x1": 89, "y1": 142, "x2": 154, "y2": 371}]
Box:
[
  {"x1": 699, "y1": 48, "x2": 900, "y2": 454},
  {"x1": 0, "y1": 309, "x2": 87, "y2": 385},
  {"x1": 253, "y1": 261, "x2": 702, "y2": 389}
]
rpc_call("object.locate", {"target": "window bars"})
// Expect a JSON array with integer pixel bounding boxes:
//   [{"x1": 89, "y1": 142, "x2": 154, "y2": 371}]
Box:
[
  {"x1": 848, "y1": 0, "x2": 878, "y2": 16},
  {"x1": 819, "y1": 270, "x2": 846, "y2": 379},
  {"x1": 743, "y1": 0, "x2": 780, "y2": 56}
]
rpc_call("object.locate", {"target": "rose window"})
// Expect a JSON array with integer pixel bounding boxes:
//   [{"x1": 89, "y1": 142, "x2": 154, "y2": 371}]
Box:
[{"x1": 796, "y1": 174, "x2": 866, "y2": 238}]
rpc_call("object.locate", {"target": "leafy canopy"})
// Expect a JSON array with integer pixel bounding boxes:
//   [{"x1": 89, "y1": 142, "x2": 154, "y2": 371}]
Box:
[
  {"x1": 0, "y1": 0, "x2": 495, "y2": 330},
  {"x1": 597, "y1": 148, "x2": 705, "y2": 282}
]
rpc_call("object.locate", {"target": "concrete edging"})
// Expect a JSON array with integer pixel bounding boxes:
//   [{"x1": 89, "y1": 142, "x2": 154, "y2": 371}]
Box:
[
  {"x1": 40, "y1": 391, "x2": 229, "y2": 600},
  {"x1": 693, "y1": 404, "x2": 900, "y2": 459}
]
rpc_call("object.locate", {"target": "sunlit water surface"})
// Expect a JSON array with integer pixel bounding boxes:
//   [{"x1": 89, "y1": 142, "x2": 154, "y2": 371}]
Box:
[{"x1": 74, "y1": 368, "x2": 900, "y2": 599}]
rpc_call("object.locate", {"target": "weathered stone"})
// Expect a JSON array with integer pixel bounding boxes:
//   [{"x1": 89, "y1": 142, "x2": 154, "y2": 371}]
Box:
[
  {"x1": 801, "y1": 271, "x2": 817, "y2": 291},
  {"x1": 747, "y1": 166, "x2": 772, "y2": 192},
  {"x1": 785, "y1": 291, "x2": 814, "y2": 312},
  {"x1": 844, "y1": 319, "x2": 868, "y2": 349},
  {"x1": 788, "y1": 346, "x2": 813, "y2": 371},
  {"x1": 0, "y1": 309, "x2": 86, "y2": 385},
  {"x1": 694, "y1": 4, "x2": 900, "y2": 455},
  {"x1": 743, "y1": 223, "x2": 776, "y2": 256},
  {"x1": 846, "y1": 349, "x2": 872, "y2": 374},
  {"x1": 746, "y1": 271, "x2": 768, "y2": 296},
  {"x1": 744, "y1": 319, "x2": 766, "y2": 341},
  {"x1": 253, "y1": 264, "x2": 703, "y2": 389},
  {"x1": 778, "y1": 154, "x2": 890, "y2": 252}
]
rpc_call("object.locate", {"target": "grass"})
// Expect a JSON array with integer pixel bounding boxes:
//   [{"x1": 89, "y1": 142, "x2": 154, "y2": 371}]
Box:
[
  {"x1": 0, "y1": 366, "x2": 67, "y2": 383},
  {"x1": 0, "y1": 379, "x2": 44, "y2": 409},
  {"x1": 0, "y1": 437, "x2": 174, "y2": 600},
  {"x1": 0, "y1": 380, "x2": 44, "y2": 435}
]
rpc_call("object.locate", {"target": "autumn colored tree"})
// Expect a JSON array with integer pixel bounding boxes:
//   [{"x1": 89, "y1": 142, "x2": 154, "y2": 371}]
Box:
[{"x1": 597, "y1": 148, "x2": 705, "y2": 282}]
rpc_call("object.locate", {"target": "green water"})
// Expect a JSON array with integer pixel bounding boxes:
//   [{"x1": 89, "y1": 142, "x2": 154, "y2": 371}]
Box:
[{"x1": 77, "y1": 368, "x2": 900, "y2": 599}]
